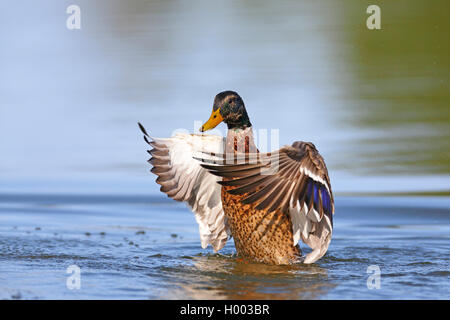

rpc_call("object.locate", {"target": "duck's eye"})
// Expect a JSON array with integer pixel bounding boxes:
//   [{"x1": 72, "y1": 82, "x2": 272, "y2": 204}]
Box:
[{"x1": 213, "y1": 115, "x2": 217, "y2": 119}]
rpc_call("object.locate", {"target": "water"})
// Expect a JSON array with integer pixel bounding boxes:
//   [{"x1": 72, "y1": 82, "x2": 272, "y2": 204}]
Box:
[
  {"x1": 0, "y1": 0, "x2": 449, "y2": 299},
  {"x1": 0, "y1": 194, "x2": 449, "y2": 299}
]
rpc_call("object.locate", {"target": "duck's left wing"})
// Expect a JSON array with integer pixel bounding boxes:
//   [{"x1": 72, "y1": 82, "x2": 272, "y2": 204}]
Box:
[
  {"x1": 199, "y1": 141, "x2": 334, "y2": 264},
  {"x1": 138, "y1": 123, "x2": 229, "y2": 252}
]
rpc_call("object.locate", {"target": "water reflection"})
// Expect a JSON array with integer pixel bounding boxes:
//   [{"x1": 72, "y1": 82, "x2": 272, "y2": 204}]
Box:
[
  {"x1": 160, "y1": 254, "x2": 334, "y2": 299},
  {"x1": 333, "y1": 0, "x2": 450, "y2": 175},
  {"x1": 1, "y1": 0, "x2": 448, "y2": 193}
]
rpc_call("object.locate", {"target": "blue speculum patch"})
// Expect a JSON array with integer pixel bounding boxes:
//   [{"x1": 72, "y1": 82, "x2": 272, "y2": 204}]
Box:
[{"x1": 304, "y1": 179, "x2": 333, "y2": 225}]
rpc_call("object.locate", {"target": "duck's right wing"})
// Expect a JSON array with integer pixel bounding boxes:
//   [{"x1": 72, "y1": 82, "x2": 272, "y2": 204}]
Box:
[
  {"x1": 199, "y1": 141, "x2": 334, "y2": 264},
  {"x1": 138, "y1": 123, "x2": 229, "y2": 252}
]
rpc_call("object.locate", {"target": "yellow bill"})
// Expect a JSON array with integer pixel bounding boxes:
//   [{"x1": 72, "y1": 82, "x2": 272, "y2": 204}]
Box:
[{"x1": 200, "y1": 107, "x2": 223, "y2": 132}]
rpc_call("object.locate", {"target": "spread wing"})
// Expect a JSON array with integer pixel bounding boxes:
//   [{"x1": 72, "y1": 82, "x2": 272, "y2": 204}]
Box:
[
  {"x1": 199, "y1": 141, "x2": 334, "y2": 264},
  {"x1": 138, "y1": 123, "x2": 230, "y2": 252}
]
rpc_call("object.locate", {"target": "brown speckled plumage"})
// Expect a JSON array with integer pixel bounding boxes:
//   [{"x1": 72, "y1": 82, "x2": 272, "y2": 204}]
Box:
[
  {"x1": 221, "y1": 182, "x2": 301, "y2": 265},
  {"x1": 219, "y1": 128, "x2": 301, "y2": 264}
]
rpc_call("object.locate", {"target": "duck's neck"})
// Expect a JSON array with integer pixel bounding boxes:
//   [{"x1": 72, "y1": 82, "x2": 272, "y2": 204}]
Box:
[{"x1": 225, "y1": 126, "x2": 258, "y2": 154}]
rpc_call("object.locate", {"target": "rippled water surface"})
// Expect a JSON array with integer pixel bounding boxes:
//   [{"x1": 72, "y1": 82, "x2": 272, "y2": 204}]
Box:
[{"x1": 0, "y1": 194, "x2": 448, "y2": 299}]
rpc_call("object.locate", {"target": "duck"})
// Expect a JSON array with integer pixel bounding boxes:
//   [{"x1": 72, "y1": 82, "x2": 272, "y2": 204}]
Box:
[{"x1": 138, "y1": 90, "x2": 334, "y2": 265}]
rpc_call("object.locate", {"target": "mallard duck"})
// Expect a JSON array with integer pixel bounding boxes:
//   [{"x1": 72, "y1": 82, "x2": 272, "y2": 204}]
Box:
[{"x1": 138, "y1": 91, "x2": 334, "y2": 265}]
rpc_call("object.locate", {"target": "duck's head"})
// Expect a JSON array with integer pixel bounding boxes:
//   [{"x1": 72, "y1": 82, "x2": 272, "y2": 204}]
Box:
[{"x1": 200, "y1": 91, "x2": 251, "y2": 132}]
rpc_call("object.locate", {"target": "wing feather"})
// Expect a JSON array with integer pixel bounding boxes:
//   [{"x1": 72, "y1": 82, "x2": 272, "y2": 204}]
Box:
[
  {"x1": 199, "y1": 141, "x2": 334, "y2": 263},
  {"x1": 138, "y1": 123, "x2": 230, "y2": 252}
]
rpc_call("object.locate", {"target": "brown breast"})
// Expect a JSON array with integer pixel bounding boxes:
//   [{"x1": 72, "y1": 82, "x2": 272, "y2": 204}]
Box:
[
  {"x1": 221, "y1": 128, "x2": 301, "y2": 264},
  {"x1": 221, "y1": 183, "x2": 301, "y2": 265}
]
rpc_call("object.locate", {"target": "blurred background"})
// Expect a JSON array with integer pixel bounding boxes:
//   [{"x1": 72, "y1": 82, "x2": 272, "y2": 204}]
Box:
[{"x1": 1, "y1": 0, "x2": 449, "y2": 195}]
